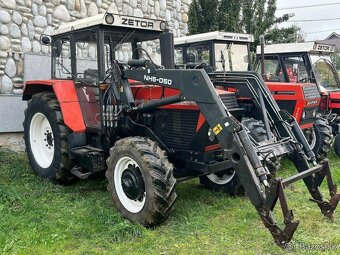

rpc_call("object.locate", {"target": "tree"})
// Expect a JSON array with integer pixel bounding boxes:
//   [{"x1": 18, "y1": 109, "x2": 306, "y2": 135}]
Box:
[
  {"x1": 266, "y1": 25, "x2": 305, "y2": 44},
  {"x1": 240, "y1": 0, "x2": 301, "y2": 47},
  {"x1": 187, "y1": 0, "x2": 302, "y2": 47},
  {"x1": 331, "y1": 51, "x2": 340, "y2": 76},
  {"x1": 218, "y1": 0, "x2": 242, "y2": 32},
  {"x1": 187, "y1": 0, "x2": 220, "y2": 34}
]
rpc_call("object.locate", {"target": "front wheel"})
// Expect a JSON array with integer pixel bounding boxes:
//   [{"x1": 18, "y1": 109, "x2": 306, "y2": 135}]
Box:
[
  {"x1": 23, "y1": 92, "x2": 74, "y2": 183},
  {"x1": 106, "y1": 137, "x2": 177, "y2": 226}
]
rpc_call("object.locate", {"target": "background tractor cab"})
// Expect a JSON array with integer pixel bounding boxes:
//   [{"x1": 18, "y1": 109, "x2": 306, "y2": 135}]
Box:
[
  {"x1": 174, "y1": 31, "x2": 253, "y2": 72},
  {"x1": 174, "y1": 32, "x2": 332, "y2": 161},
  {"x1": 256, "y1": 42, "x2": 339, "y2": 155}
]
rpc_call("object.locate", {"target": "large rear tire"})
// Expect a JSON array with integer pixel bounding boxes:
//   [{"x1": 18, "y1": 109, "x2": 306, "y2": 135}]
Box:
[
  {"x1": 23, "y1": 92, "x2": 74, "y2": 183},
  {"x1": 106, "y1": 137, "x2": 177, "y2": 226}
]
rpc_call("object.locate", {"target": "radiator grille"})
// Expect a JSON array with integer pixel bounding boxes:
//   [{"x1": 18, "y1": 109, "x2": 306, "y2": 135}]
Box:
[
  {"x1": 219, "y1": 93, "x2": 239, "y2": 109},
  {"x1": 300, "y1": 107, "x2": 318, "y2": 125},
  {"x1": 163, "y1": 110, "x2": 199, "y2": 150},
  {"x1": 276, "y1": 100, "x2": 296, "y2": 115},
  {"x1": 303, "y1": 85, "x2": 320, "y2": 100}
]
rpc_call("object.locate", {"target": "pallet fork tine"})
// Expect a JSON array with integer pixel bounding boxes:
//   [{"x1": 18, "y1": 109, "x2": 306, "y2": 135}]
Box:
[{"x1": 256, "y1": 160, "x2": 339, "y2": 246}]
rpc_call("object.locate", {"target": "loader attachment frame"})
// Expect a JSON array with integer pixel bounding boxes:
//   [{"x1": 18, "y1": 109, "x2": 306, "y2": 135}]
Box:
[
  {"x1": 210, "y1": 71, "x2": 317, "y2": 163},
  {"x1": 113, "y1": 61, "x2": 339, "y2": 246}
]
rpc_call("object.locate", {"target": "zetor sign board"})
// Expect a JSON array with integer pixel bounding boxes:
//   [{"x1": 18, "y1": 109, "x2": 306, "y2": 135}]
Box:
[
  {"x1": 52, "y1": 13, "x2": 167, "y2": 36},
  {"x1": 313, "y1": 43, "x2": 335, "y2": 53}
]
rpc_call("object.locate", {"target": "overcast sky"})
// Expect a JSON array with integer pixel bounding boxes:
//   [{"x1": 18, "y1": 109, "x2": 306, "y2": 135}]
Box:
[{"x1": 276, "y1": 0, "x2": 340, "y2": 41}]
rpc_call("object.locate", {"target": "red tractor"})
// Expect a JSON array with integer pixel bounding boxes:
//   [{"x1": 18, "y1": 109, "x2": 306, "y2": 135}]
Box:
[
  {"x1": 174, "y1": 32, "x2": 332, "y2": 162},
  {"x1": 22, "y1": 13, "x2": 339, "y2": 246},
  {"x1": 256, "y1": 42, "x2": 339, "y2": 156}
]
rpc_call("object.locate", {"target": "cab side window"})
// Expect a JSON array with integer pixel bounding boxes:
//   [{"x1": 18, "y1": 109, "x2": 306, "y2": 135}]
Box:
[
  {"x1": 258, "y1": 57, "x2": 284, "y2": 82},
  {"x1": 186, "y1": 43, "x2": 210, "y2": 64},
  {"x1": 75, "y1": 32, "x2": 98, "y2": 83},
  {"x1": 282, "y1": 56, "x2": 309, "y2": 83},
  {"x1": 174, "y1": 47, "x2": 184, "y2": 65},
  {"x1": 53, "y1": 38, "x2": 72, "y2": 79}
]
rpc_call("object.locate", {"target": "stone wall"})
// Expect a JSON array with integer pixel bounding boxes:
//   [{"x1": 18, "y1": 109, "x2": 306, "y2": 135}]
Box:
[{"x1": 0, "y1": 0, "x2": 190, "y2": 94}]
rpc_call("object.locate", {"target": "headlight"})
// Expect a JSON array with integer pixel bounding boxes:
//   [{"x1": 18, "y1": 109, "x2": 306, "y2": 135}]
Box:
[
  {"x1": 208, "y1": 128, "x2": 215, "y2": 142},
  {"x1": 105, "y1": 13, "x2": 114, "y2": 24},
  {"x1": 160, "y1": 21, "x2": 167, "y2": 30},
  {"x1": 312, "y1": 109, "x2": 317, "y2": 117}
]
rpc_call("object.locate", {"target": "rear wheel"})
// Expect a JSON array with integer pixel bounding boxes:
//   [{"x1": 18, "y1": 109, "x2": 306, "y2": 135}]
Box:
[
  {"x1": 106, "y1": 137, "x2": 177, "y2": 226},
  {"x1": 23, "y1": 92, "x2": 74, "y2": 183},
  {"x1": 304, "y1": 115, "x2": 333, "y2": 162}
]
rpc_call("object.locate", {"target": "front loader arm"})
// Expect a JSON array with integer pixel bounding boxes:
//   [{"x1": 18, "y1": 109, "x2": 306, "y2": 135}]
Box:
[
  {"x1": 123, "y1": 64, "x2": 269, "y2": 204},
  {"x1": 211, "y1": 71, "x2": 317, "y2": 163}
]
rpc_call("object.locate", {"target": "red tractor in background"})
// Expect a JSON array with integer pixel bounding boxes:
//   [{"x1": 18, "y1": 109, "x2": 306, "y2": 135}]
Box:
[
  {"x1": 22, "y1": 13, "x2": 339, "y2": 246},
  {"x1": 256, "y1": 42, "x2": 339, "y2": 156},
  {"x1": 174, "y1": 32, "x2": 333, "y2": 162}
]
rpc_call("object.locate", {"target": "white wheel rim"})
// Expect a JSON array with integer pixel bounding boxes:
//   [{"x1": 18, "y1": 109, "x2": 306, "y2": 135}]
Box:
[
  {"x1": 114, "y1": 156, "x2": 146, "y2": 213},
  {"x1": 207, "y1": 170, "x2": 236, "y2": 185},
  {"x1": 29, "y1": 113, "x2": 55, "y2": 168}
]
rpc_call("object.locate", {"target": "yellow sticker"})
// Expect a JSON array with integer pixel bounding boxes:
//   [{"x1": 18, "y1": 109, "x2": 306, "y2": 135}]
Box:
[{"x1": 213, "y1": 124, "x2": 223, "y2": 135}]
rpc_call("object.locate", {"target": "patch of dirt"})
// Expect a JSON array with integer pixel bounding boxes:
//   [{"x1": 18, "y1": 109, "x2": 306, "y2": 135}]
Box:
[{"x1": 0, "y1": 133, "x2": 25, "y2": 152}]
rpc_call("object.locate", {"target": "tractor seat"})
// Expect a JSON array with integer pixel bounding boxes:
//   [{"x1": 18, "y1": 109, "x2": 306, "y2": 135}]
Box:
[{"x1": 84, "y1": 69, "x2": 98, "y2": 82}]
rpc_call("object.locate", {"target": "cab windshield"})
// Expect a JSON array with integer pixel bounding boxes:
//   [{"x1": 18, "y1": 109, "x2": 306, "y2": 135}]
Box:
[
  {"x1": 214, "y1": 43, "x2": 249, "y2": 71},
  {"x1": 175, "y1": 42, "x2": 250, "y2": 71},
  {"x1": 310, "y1": 54, "x2": 340, "y2": 89}
]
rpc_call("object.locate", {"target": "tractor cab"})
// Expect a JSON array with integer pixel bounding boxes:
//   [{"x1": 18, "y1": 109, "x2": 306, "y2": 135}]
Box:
[
  {"x1": 42, "y1": 13, "x2": 169, "y2": 131},
  {"x1": 174, "y1": 31, "x2": 253, "y2": 72},
  {"x1": 256, "y1": 42, "x2": 340, "y2": 155},
  {"x1": 256, "y1": 42, "x2": 340, "y2": 91},
  {"x1": 51, "y1": 13, "x2": 168, "y2": 83}
]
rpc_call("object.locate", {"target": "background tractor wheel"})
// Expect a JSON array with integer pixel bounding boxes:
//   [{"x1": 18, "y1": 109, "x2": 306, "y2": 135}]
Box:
[
  {"x1": 199, "y1": 118, "x2": 280, "y2": 195},
  {"x1": 106, "y1": 137, "x2": 177, "y2": 227},
  {"x1": 23, "y1": 92, "x2": 75, "y2": 183},
  {"x1": 334, "y1": 134, "x2": 340, "y2": 157},
  {"x1": 242, "y1": 118, "x2": 268, "y2": 142},
  {"x1": 312, "y1": 115, "x2": 333, "y2": 162},
  {"x1": 304, "y1": 115, "x2": 333, "y2": 162},
  {"x1": 199, "y1": 169, "x2": 243, "y2": 195},
  {"x1": 242, "y1": 118, "x2": 281, "y2": 173}
]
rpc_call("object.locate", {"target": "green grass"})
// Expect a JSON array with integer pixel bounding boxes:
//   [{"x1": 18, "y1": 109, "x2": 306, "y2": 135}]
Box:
[{"x1": 0, "y1": 149, "x2": 339, "y2": 255}]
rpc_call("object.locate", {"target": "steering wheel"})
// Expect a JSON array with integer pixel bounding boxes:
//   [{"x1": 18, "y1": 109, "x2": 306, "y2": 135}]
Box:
[
  {"x1": 297, "y1": 77, "x2": 309, "y2": 83},
  {"x1": 194, "y1": 62, "x2": 214, "y2": 73}
]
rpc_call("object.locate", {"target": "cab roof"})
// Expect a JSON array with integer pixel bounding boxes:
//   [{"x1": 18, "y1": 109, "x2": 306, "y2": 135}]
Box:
[
  {"x1": 256, "y1": 42, "x2": 336, "y2": 55},
  {"x1": 174, "y1": 31, "x2": 254, "y2": 46},
  {"x1": 52, "y1": 13, "x2": 167, "y2": 36}
]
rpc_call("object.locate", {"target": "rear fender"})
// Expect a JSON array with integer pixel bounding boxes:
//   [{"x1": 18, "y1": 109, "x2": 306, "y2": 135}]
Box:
[
  {"x1": 328, "y1": 91, "x2": 340, "y2": 109},
  {"x1": 23, "y1": 80, "x2": 86, "y2": 133}
]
